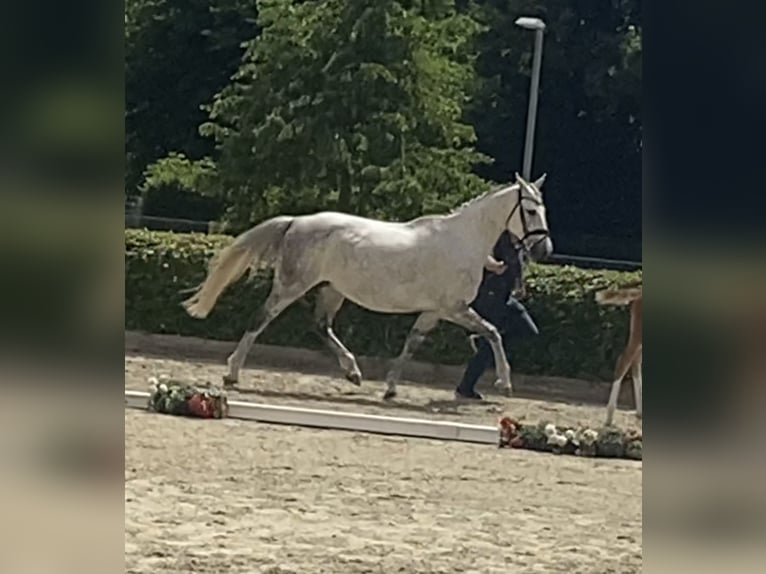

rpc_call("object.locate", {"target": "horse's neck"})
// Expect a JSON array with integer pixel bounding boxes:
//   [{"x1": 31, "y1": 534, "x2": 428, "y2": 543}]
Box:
[{"x1": 449, "y1": 189, "x2": 515, "y2": 254}]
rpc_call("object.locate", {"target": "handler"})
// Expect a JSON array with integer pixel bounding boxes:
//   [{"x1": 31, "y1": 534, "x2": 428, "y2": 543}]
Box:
[{"x1": 455, "y1": 231, "x2": 539, "y2": 400}]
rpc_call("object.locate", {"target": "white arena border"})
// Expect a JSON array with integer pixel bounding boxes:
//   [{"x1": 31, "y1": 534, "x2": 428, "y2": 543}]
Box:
[{"x1": 125, "y1": 390, "x2": 499, "y2": 445}]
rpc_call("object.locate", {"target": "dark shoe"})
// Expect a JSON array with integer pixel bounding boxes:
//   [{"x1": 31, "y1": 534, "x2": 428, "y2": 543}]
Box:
[{"x1": 454, "y1": 388, "x2": 484, "y2": 401}]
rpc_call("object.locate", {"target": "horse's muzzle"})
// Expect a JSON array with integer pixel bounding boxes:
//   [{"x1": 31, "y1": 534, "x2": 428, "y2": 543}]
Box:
[{"x1": 529, "y1": 237, "x2": 553, "y2": 261}]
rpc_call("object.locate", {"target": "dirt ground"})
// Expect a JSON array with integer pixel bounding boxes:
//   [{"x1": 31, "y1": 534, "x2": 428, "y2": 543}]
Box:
[{"x1": 125, "y1": 354, "x2": 642, "y2": 573}]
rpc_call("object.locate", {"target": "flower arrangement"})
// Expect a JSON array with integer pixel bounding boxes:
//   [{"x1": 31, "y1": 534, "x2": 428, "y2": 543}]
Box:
[
  {"x1": 147, "y1": 375, "x2": 229, "y2": 419},
  {"x1": 498, "y1": 416, "x2": 641, "y2": 460}
]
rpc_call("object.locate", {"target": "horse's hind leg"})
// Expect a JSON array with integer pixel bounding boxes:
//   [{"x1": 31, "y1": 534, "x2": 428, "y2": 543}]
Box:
[
  {"x1": 631, "y1": 350, "x2": 642, "y2": 419},
  {"x1": 223, "y1": 279, "x2": 312, "y2": 386},
  {"x1": 383, "y1": 312, "x2": 440, "y2": 400},
  {"x1": 605, "y1": 343, "x2": 641, "y2": 426},
  {"x1": 315, "y1": 285, "x2": 362, "y2": 385}
]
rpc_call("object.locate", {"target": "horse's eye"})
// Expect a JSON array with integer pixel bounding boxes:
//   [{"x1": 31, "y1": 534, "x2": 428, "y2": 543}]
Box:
[{"x1": 525, "y1": 209, "x2": 537, "y2": 216}]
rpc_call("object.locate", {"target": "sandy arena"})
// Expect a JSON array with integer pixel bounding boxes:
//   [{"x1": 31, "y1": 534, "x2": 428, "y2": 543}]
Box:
[{"x1": 125, "y1": 353, "x2": 642, "y2": 573}]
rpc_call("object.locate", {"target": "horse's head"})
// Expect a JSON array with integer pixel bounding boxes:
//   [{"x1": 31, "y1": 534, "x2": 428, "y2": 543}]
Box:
[{"x1": 506, "y1": 173, "x2": 553, "y2": 261}]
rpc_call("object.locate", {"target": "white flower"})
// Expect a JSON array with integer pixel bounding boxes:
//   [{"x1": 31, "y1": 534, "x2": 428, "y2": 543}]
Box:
[
  {"x1": 544, "y1": 423, "x2": 557, "y2": 437},
  {"x1": 564, "y1": 429, "x2": 576, "y2": 441},
  {"x1": 158, "y1": 374, "x2": 170, "y2": 382},
  {"x1": 159, "y1": 383, "x2": 169, "y2": 393},
  {"x1": 581, "y1": 429, "x2": 598, "y2": 444},
  {"x1": 148, "y1": 376, "x2": 159, "y2": 392},
  {"x1": 548, "y1": 432, "x2": 568, "y2": 448}
]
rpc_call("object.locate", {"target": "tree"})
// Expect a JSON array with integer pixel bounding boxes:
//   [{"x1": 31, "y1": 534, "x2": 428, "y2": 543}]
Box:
[
  {"x1": 201, "y1": 0, "x2": 489, "y2": 227},
  {"x1": 140, "y1": 153, "x2": 223, "y2": 221},
  {"x1": 125, "y1": 0, "x2": 260, "y2": 194}
]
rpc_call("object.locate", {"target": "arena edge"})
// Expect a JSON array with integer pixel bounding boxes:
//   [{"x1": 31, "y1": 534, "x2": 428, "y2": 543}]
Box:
[{"x1": 125, "y1": 229, "x2": 641, "y2": 382}]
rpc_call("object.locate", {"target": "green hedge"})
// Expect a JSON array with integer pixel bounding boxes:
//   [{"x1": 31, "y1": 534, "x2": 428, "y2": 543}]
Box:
[{"x1": 126, "y1": 229, "x2": 641, "y2": 381}]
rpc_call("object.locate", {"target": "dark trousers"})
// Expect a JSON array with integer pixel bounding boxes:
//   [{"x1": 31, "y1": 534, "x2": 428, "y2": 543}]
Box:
[{"x1": 456, "y1": 297, "x2": 539, "y2": 394}]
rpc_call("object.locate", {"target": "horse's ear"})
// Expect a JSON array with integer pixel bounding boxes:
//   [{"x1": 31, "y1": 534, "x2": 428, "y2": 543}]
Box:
[
  {"x1": 514, "y1": 172, "x2": 526, "y2": 185},
  {"x1": 534, "y1": 173, "x2": 547, "y2": 190}
]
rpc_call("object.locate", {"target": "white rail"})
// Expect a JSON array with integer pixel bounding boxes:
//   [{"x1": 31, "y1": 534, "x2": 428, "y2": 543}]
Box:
[{"x1": 125, "y1": 390, "x2": 499, "y2": 445}]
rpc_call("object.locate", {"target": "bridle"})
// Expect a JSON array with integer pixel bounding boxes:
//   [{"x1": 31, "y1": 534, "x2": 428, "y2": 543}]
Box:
[{"x1": 505, "y1": 184, "x2": 550, "y2": 251}]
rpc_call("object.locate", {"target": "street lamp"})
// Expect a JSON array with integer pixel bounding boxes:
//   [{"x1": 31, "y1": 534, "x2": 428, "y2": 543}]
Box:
[{"x1": 515, "y1": 16, "x2": 546, "y2": 181}]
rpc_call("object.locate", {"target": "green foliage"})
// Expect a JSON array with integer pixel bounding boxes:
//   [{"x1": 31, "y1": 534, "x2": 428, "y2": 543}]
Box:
[
  {"x1": 125, "y1": 0, "x2": 259, "y2": 193},
  {"x1": 624, "y1": 436, "x2": 642, "y2": 460},
  {"x1": 140, "y1": 153, "x2": 224, "y2": 221},
  {"x1": 126, "y1": 229, "x2": 641, "y2": 381},
  {"x1": 142, "y1": 153, "x2": 217, "y2": 194},
  {"x1": 517, "y1": 423, "x2": 549, "y2": 452},
  {"x1": 595, "y1": 427, "x2": 627, "y2": 458},
  {"x1": 202, "y1": 0, "x2": 490, "y2": 227}
]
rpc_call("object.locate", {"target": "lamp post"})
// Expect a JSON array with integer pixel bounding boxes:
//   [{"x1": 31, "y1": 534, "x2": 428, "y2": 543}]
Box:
[{"x1": 515, "y1": 16, "x2": 546, "y2": 180}]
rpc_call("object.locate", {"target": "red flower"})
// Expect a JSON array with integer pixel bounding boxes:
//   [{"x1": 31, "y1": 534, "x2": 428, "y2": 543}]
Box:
[
  {"x1": 187, "y1": 394, "x2": 215, "y2": 418},
  {"x1": 499, "y1": 416, "x2": 520, "y2": 431},
  {"x1": 498, "y1": 416, "x2": 522, "y2": 447}
]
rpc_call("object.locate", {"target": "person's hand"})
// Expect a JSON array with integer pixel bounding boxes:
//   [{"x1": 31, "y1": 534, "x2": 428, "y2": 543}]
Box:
[{"x1": 485, "y1": 256, "x2": 507, "y2": 275}]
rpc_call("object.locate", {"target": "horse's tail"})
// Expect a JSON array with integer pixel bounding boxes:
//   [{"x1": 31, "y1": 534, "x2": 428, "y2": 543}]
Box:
[
  {"x1": 182, "y1": 216, "x2": 294, "y2": 318},
  {"x1": 595, "y1": 286, "x2": 642, "y2": 306}
]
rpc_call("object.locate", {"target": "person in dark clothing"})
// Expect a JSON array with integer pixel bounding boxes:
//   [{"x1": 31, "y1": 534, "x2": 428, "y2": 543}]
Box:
[{"x1": 455, "y1": 231, "x2": 539, "y2": 400}]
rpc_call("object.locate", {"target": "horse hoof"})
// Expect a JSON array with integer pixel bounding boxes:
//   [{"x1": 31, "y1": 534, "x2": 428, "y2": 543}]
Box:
[
  {"x1": 346, "y1": 372, "x2": 362, "y2": 386},
  {"x1": 382, "y1": 389, "x2": 397, "y2": 401},
  {"x1": 493, "y1": 379, "x2": 513, "y2": 396},
  {"x1": 222, "y1": 375, "x2": 238, "y2": 388}
]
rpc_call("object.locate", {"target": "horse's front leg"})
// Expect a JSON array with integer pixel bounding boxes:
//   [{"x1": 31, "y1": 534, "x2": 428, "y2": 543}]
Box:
[
  {"x1": 446, "y1": 306, "x2": 512, "y2": 396},
  {"x1": 383, "y1": 312, "x2": 440, "y2": 400}
]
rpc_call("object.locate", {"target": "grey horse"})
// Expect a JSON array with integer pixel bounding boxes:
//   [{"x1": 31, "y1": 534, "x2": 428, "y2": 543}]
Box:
[{"x1": 183, "y1": 173, "x2": 553, "y2": 399}]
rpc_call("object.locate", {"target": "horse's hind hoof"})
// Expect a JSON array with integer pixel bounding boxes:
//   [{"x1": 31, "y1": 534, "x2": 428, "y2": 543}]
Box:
[
  {"x1": 222, "y1": 375, "x2": 238, "y2": 388},
  {"x1": 345, "y1": 372, "x2": 362, "y2": 386},
  {"x1": 382, "y1": 389, "x2": 397, "y2": 401}
]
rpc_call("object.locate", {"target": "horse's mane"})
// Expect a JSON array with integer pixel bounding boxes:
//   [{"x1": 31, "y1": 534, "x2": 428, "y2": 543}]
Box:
[
  {"x1": 448, "y1": 183, "x2": 517, "y2": 215},
  {"x1": 403, "y1": 182, "x2": 518, "y2": 226}
]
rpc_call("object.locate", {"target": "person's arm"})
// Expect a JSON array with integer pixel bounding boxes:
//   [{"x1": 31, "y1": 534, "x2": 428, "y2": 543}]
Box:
[{"x1": 508, "y1": 247, "x2": 526, "y2": 297}]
